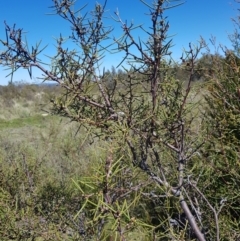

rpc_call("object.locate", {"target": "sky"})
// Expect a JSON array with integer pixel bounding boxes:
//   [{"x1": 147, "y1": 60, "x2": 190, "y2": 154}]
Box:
[{"x1": 0, "y1": 0, "x2": 239, "y2": 85}]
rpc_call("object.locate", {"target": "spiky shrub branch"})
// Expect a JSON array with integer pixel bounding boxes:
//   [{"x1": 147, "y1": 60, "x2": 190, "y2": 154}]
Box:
[
  {"x1": 112, "y1": 1, "x2": 207, "y2": 239},
  {"x1": 0, "y1": 0, "x2": 217, "y2": 240}
]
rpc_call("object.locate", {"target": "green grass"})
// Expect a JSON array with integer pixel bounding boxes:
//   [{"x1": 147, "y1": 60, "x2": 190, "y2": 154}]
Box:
[
  {"x1": 0, "y1": 115, "x2": 56, "y2": 129},
  {"x1": 0, "y1": 111, "x2": 95, "y2": 240}
]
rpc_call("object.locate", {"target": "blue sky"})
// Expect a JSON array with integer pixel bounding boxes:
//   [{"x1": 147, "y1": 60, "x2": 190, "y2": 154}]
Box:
[{"x1": 0, "y1": 0, "x2": 239, "y2": 85}]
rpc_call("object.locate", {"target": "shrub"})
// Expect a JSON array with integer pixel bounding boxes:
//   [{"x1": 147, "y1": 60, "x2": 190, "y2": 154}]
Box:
[{"x1": 1, "y1": 0, "x2": 240, "y2": 240}]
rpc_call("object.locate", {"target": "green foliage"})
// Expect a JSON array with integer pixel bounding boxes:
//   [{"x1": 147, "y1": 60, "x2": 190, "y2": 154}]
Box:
[
  {"x1": 205, "y1": 52, "x2": 240, "y2": 144},
  {"x1": 0, "y1": 106, "x2": 101, "y2": 240},
  {"x1": 202, "y1": 51, "x2": 240, "y2": 239}
]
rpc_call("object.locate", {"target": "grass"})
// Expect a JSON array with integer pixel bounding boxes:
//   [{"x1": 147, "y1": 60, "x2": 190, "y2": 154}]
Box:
[
  {"x1": 0, "y1": 115, "x2": 56, "y2": 129},
  {"x1": 0, "y1": 84, "x2": 94, "y2": 240},
  {"x1": 0, "y1": 115, "x2": 94, "y2": 240}
]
